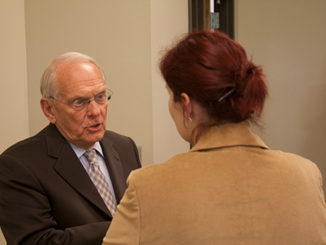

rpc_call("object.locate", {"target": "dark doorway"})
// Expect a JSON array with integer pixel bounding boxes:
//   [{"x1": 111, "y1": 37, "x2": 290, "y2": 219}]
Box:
[{"x1": 189, "y1": 0, "x2": 234, "y2": 39}]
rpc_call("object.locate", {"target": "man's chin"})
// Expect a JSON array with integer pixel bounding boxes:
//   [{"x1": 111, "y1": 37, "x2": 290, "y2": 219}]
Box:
[{"x1": 88, "y1": 131, "x2": 105, "y2": 142}]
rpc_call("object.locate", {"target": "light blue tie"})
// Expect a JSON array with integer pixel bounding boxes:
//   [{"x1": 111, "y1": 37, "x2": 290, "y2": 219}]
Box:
[{"x1": 84, "y1": 149, "x2": 116, "y2": 216}]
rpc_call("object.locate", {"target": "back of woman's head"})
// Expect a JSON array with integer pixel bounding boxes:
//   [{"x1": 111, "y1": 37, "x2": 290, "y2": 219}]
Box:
[{"x1": 160, "y1": 30, "x2": 267, "y2": 124}]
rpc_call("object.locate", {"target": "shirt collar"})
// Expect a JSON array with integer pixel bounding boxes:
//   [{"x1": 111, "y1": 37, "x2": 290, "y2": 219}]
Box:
[{"x1": 69, "y1": 141, "x2": 104, "y2": 159}]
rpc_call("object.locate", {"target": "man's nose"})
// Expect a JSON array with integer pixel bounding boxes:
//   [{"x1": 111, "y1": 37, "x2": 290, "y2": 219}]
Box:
[{"x1": 86, "y1": 100, "x2": 101, "y2": 116}]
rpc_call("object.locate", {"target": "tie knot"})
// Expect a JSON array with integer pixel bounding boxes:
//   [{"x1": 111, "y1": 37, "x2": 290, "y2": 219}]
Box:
[{"x1": 84, "y1": 149, "x2": 97, "y2": 165}]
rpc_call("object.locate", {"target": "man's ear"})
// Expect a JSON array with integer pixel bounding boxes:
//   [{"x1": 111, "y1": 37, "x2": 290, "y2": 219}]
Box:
[
  {"x1": 40, "y1": 98, "x2": 56, "y2": 123},
  {"x1": 180, "y1": 92, "x2": 192, "y2": 120}
]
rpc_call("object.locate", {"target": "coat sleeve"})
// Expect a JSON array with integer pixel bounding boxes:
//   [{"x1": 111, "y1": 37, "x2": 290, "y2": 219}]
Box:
[
  {"x1": 102, "y1": 173, "x2": 140, "y2": 245},
  {"x1": 0, "y1": 154, "x2": 110, "y2": 245}
]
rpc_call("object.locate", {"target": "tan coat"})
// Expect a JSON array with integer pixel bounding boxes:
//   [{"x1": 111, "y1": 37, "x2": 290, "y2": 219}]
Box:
[{"x1": 103, "y1": 123, "x2": 326, "y2": 245}]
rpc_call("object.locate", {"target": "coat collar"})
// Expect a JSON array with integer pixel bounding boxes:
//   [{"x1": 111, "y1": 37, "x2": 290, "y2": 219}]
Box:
[
  {"x1": 44, "y1": 124, "x2": 120, "y2": 218},
  {"x1": 190, "y1": 122, "x2": 269, "y2": 152},
  {"x1": 100, "y1": 133, "x2": 127, "y2": 202}
]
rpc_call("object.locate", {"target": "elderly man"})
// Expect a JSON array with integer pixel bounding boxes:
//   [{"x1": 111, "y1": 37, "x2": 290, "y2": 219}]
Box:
[{"x1": 0, "y1": 52, "x2": 141, "y2": 245}]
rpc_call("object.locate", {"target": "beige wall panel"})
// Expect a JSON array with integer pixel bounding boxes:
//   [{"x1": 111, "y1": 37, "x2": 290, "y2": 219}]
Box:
[
  {"x1": 151, "y1": 0, "x2": 189, "y2": 164},
  {"x1": 25, "y1": 0, "x2": 153, "y2": 164},
  {"x1": 236, "y1": 0, "x2": 326, "y2": 189},
  {"x1": 0, "y1": 0, "x2": 29, "y2": 154}
]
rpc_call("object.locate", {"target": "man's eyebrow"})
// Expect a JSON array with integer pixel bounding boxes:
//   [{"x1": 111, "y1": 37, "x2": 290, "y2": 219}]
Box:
[{"x1": 67, "y1": 95, "x2": 88, "y2": 103}]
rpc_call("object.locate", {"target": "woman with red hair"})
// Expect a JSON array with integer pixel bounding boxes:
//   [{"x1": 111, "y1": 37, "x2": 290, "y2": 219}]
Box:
[{"x1": 103, "y1": 31, "x2": 326, "y2": 244}]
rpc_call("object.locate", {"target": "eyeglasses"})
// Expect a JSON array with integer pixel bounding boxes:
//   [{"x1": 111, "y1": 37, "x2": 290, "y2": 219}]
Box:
[{"x1": 50, "y1": 88, "x2": 113, "y2": 111}]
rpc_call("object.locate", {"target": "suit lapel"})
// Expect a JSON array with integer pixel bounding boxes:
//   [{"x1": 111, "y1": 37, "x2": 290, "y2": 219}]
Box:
[
  {"x1": 100, "y1": 133, "x2": 126, "y2": 203},
  {"x1": 45, "y1": 124, "x2": 111, "y2": 217}
]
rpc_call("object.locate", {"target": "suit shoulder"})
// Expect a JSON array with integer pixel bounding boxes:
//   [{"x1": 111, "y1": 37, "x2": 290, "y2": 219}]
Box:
[
  {"x1": 105, "y1": 130, "x2": 129, "y2": 139},
  {"x1": 103, "y1": 130, "x2": 136, "y2": 145},
  {"x1": 2, "y1": 133, "x2": 45, "y2": 156},
  {"x1": 0, "y1": 126, "x2": 51, "y2": 161}
]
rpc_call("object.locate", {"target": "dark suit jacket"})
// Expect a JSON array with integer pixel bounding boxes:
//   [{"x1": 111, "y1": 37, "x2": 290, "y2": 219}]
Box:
[{"x1": 0, "y1": 124, "x2": 141, "y2": 245}]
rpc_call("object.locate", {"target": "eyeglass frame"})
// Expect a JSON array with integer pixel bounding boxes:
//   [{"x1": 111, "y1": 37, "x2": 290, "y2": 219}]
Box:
[{"x1": 49, "y1": 88, "x2": 113, "y2": 111}]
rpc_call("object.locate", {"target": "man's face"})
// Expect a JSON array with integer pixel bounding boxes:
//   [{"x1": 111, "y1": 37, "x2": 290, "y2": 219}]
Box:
[{"x1": 50, "y1": 61, "x2": 108, "y2": 149}]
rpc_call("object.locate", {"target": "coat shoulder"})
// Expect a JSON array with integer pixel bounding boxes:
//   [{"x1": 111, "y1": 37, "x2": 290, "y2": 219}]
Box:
[
  {"x1": 1, "y1": 128, "x2": 48, "y2": 158},
  {"x1": 104, "y1": 130, "x2": 131, "y2": 142},
  {"x1": 266, "y1": 149, "x2": 321, "y2": 174}
]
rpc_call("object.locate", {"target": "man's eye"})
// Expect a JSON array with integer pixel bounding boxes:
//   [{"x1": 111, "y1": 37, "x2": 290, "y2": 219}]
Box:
[
  {"x1": 72, "y1": 98, "x2": 85, "y2": 106},
  {"x1": 95, "y1": 93, "x2": 106, "y2": 102}
]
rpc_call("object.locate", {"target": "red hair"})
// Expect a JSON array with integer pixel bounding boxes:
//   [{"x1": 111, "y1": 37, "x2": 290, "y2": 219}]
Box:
[{"x1": 160, "y1": 30, "x2": 267, "y2": 124}]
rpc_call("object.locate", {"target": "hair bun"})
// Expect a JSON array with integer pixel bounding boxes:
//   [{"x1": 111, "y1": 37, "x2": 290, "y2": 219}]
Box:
[{"x1": 160, "y1": 30, "x2": 267, "y2": 124}]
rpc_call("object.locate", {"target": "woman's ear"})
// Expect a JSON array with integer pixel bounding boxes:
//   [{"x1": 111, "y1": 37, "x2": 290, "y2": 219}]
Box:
[
  {"x1": 40, "y1": 98, "x2": 56, "y2": 124},
  {"x1": 180, "y1": 92, "x2": 192, "y2": 121}
]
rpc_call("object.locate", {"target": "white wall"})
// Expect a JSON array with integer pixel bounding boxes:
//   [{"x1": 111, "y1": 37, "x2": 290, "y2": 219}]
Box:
[
  {"x1": 151, "y1": 0, "x2": 189, "y2": 164},
  {"x1": 25, "y1": 0, "x2": 154, "y2": 164},
  {"x1": 0, "y1": 0, "x2": 29, "y2": 153},
  {"x1": 24, "y1": 0, "x2": 189, "y2": 165},
  {"x1": 236, "y1": 0, "x2": 326, "y2": 186}
]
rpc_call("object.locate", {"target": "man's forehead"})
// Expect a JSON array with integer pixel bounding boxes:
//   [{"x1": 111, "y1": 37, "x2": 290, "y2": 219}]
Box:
[
  {"x1": 56, "y1": 63, "x2": 106, "y2": 98},
  {"x1": 57, "y1": 61, "x2": 99, "y2": 77},
  {"x1": 56, "y1": 62, "x2": 104, "y2": 88}
]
